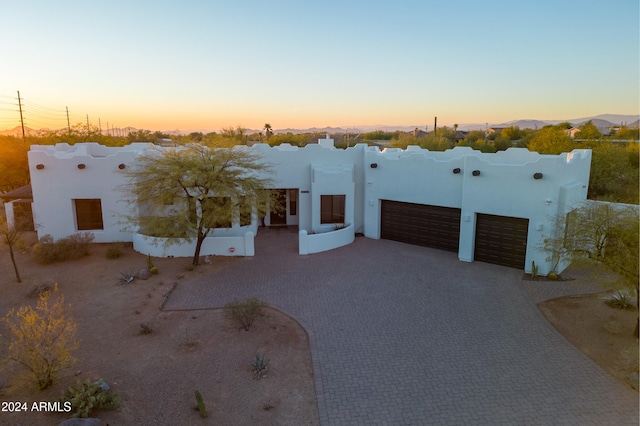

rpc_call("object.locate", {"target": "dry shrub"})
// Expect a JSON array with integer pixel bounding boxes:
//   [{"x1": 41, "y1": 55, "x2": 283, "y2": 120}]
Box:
[
  {"x1": 33, "y1": 233, "x2": 94, "y2": 264},
  {"x1": 1, "y1": 284, "x2": 79, "y2": 390}
]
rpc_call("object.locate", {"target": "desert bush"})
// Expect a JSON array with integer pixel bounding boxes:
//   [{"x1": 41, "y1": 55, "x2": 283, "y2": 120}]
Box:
[
  {"x1": 249, "y1": 353, "x2": 270, "y2": 379},
  {"x1": 59, "y1": 378, "x2": 120, "y2": 418},
  {"x1": 1, "y1": 284, "x2": 78, "y2": 390},
  {"x1": 138, "y1": 323, "x2": 153, "y2": 335},
  {"x1": 33, "y1": 233, "x2": 94, "y2": 264},
  {"x1": 604, "y1": 290, "x2": 636, "y2": 310},
  {"x1": 603, "y1": 319, "x2": 624, "y2": 335},
  {"x1": 620, "y1": 346, "x2": 639, "y2": 373},
  {"x1": 106, "y1": 243, "x2": 124, "y2": 259},
  {"x1": 26, "y1": 281, "x2": 55, "y2": 299},
  {"x1": 223, "y1": 297, "x2": 266, "y2": 331}
]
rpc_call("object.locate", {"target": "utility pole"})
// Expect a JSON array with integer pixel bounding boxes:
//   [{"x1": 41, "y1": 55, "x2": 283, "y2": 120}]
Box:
[
  {"x1": 66, "y1": 106, "x2": 71, "y2": 134},
  {"x1": 98, "y1": 118, "x2": 102, "y2": 135},
  {"x1": 434, "y1": 116, "x2": 437, "y2": 139},
  {"x1": 17, "y1": 91, "x2": 25, "y2": 141}
]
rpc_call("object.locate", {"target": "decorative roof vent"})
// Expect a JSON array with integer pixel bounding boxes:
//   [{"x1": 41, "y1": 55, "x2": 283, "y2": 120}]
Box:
[
  {"x1": 533, "y1": 172, "x2": 543, "y2": 180},
  {"x1": 36, "y1": 164, "x2": 45, "y2": 170},
  {"x1": 118, "y1": 163, "x2": 126, "y2": 169},
  {"x1": 472, "y1": 170, "x2": 481, "y2": 176},
  {"x1": 77, "y1": 163, "x2": 86, "y2": 169},
  {"x1": 452, "y1": 167, "x2": 461, "y2": 174}
]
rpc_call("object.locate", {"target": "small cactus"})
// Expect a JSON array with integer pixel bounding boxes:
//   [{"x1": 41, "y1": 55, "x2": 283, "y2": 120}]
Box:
[
  {"x1": 150, "y1": 266, "x2": 159, "y2": 274},
  {"x1": 548, "y1": 272, "x2": 558, "y2": 280}
]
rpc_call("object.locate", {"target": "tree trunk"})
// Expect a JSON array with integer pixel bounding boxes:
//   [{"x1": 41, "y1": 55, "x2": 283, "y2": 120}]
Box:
[
  {"x1": 8, "y1": 242, "x2": 21, "y2": 283},
  {"x1": 192, "y1": 232, "x2": 207, "y2": 266}
]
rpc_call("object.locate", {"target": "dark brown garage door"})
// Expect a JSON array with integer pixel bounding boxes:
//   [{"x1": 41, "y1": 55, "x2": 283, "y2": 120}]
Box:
[
  {"x1": 380, "y1": 200, "x2": 460, "y2": 252},
  {"x1": 474, "y1": 213, "x2": 529, "y2": 269}
]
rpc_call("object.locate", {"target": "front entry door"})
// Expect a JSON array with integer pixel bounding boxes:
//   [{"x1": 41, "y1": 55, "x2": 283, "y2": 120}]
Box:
[{"x1": 270, "y1": 189, "x2": 287, "y2": 225}]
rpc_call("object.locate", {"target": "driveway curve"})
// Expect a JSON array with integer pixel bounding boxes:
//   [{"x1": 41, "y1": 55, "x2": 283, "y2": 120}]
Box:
[{"x1": 164, "y1": 228, "x2": 638, "y2": 425}]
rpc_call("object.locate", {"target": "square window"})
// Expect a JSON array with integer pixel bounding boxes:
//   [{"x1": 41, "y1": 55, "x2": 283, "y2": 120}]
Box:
[{"x1": 74, "y1": 199, "x2": 104, "y2": 230}]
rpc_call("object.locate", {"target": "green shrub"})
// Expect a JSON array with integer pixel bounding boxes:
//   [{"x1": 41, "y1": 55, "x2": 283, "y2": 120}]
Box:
[
  {"x1": 33, "y1": 233, "x2": 94, "y2": 264},
  {"x1": 224, "y1": 297, "x2": 266, "y2": 331},
  {"x1": 59, "y1": 378, "x2": 120, "y2": 418},
  {"x1": 106, "y1": 243, "x2": 124, "y2": 259}
]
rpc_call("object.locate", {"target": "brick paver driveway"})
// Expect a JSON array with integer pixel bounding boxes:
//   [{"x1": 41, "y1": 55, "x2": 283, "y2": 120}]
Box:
[{"x1": 165, "y1": 228, "x2": 639, "y2": 425}]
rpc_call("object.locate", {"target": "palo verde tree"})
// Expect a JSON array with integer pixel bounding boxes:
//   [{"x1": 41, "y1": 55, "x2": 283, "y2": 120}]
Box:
[
  {"x1": 541, "y1": 201, "x2": 639, "y2": 336},
  {"x1": 122, "y1": 144, "x2": 276, "y2": 266}
]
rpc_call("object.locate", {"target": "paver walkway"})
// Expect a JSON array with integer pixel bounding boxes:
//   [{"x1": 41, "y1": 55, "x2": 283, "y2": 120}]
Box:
[{"x1": 164, "y1": 228, "x2": 639, "y2": 425}]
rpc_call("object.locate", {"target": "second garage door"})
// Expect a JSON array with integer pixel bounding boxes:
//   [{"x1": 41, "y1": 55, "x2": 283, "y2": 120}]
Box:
[
  {"x1": 380, "y1": 200, "x2": 461, "y2": 252},
  {"x1": 474, "y1": 213, "x2": 529, "y2": 269}
]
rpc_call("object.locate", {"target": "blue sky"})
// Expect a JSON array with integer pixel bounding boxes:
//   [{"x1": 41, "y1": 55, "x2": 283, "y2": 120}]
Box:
[{"x1": 1, "y1": 0, "x2": 638, "y2": 132}]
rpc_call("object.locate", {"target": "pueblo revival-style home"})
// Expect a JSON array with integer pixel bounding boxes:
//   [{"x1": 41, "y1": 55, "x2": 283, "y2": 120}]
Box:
[{"x1": 16, "y1": 135, "x2": 591, "y2": 275}]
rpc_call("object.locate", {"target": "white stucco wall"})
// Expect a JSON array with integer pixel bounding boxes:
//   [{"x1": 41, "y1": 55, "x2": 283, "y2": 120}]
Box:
[
  {"x1": 28, "y1": 142, "x2": 152, "y2": 243},
  {"x1": 27, "y1": 142, "x2": 592, "y2": 272}
]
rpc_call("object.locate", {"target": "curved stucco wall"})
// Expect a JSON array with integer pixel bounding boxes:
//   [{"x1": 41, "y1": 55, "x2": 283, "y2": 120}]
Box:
[{"x1": 133, "y1": 231, "x2": 255, "y2": 257}]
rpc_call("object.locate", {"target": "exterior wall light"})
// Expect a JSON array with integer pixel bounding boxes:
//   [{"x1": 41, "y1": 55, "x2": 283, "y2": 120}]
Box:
[
  {"x1": 370, "y1": 163, "x2": 378, "y2": 168},
  {"x1": 36, "y1": 164, "x2": 45, "y2": 170},
  {"x1": 77, "y1": 163, "x2": 86, "y2": 169},
  {"x1": 533, "y1": 172, "x2": 543, "y2": 179},
  {"x1": 472, "y1": 170, "x2": 481, "y2": 176},
  {"x1": 118, "y1": 163, "x2": 126, "y2": 169},
  {"x1": 452, "y1": 168, "x2": 461, "y2": 174}
]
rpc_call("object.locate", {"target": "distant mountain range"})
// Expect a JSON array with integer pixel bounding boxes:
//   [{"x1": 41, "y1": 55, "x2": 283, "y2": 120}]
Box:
[{"x1": 1, "y1": 114, "x2": 637, "y2": 137}]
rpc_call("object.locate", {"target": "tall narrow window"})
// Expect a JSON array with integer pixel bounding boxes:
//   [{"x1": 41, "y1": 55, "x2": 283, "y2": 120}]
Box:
[
  {"x1": 289, "y1": 189, "x2": 297, "y2": 216},
  {"x1": 74, "y1": 199, "x2": 104, "y2": 230},
  {"x1": 239, "y1": 196, "x2": 252, "y2": 226},
  {"x1": 321, "y1": 195, "x2": 345, "y2": 224}
]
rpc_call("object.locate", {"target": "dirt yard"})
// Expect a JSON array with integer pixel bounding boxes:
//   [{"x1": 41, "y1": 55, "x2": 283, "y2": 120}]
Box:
[
  {"x1": 539, "y1": 292, "x2": 639, "y2": 391},
  {"x1": 0, "y1": 233, "x2": 319, "y2": 425},
  {"x1": 0, "y1": 229, "x2": 637, "y2": 425}
]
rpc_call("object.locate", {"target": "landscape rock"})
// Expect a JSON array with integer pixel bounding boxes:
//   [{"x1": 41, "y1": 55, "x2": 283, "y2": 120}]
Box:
[
  {"x1": 136, "y1": 268, "x2": 152, "y2": 280},
  {"x1": 59, "y1": 418, "x2": 105, "y2": 426}
]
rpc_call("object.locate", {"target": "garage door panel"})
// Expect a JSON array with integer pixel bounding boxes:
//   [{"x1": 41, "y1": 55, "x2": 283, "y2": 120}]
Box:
[
  {"x1": 381, "y1": 200, "x2": 460, "y2": 252},
  {"x1": 475, "y1": 213, "x2": 528, "y2": 269}
]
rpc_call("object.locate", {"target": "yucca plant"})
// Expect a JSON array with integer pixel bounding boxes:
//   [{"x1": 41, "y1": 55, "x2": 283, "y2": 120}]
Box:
[
  {"x1": 117, "y1": 271, "x2": 135, "y2": 286},
  {"x1": 604, "y1": 290, "x2": 636, "y2": 310}
]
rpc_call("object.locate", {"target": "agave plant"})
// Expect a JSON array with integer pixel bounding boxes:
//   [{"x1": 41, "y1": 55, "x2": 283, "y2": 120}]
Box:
[{"x1": 250, "y1": 353, "x2": 270, "y2": 379}]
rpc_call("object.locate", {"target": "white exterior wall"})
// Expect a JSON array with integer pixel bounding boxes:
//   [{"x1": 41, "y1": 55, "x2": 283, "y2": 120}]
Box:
[
  {"x1": 28, "y1": 142, "x2": 152, "y2": 243},
  {"x1": 27, "y1": 142, "x2": 592, "y2": 272}
]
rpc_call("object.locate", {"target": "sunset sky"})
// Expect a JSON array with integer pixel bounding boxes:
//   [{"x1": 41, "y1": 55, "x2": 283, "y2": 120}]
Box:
[{"x1": 1, "y1": 0, "x2": 638, "y2": 132}]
